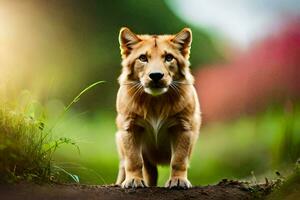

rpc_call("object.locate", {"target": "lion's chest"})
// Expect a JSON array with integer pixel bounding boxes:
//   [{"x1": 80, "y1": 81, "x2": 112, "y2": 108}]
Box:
[{"x1": 136, "y1": 116, "x2": 177, "y2": 146}]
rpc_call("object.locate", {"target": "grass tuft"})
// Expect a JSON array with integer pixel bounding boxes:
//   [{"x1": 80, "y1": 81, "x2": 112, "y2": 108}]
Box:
[
  {"x1": 0, "y1": 106, "x2": 53, "y2": 183},
  {"x1": 0, "y1": 81, "x2": 104, "y2": 183}
]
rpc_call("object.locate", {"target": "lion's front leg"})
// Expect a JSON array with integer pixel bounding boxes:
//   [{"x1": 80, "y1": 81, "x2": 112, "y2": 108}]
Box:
[
  {"x1": 166, "y1": 129, "x2": 194, "y2": 189},
  {"x1": 118, "y1": 130, "x2": 147, "y2": 188}
]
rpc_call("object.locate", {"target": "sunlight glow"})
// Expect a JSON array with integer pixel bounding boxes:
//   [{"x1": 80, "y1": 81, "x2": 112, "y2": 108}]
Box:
[{"x1": 169, "y1": 0, "x2": 300, "y2": 48}]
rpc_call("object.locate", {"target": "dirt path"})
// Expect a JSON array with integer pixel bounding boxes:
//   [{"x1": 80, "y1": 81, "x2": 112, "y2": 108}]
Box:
[{"x1": 0, "y1": 180, "x2": 267, "y2": 200}]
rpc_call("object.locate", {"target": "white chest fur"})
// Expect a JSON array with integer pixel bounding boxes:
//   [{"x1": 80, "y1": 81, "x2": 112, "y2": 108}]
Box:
[
  {"x1": 147, "y1": 116, "x2": 164, "y2": 141},
  {"x1": 137, "y1": 116, "x2": 177, "y2": 144}
]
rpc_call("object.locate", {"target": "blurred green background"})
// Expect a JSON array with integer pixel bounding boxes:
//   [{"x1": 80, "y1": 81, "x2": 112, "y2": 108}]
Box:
[{"x1": 1, "y1": 0, "x2": 300, "y2": 186}]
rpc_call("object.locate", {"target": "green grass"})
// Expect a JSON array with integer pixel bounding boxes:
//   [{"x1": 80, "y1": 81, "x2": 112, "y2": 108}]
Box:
[
  {"x1": 266, "y1": 161, "x2": 300, "y2": 200},
  {"x1": 0, "y1": 104, "x2": 53, "y2": 183},
  {"x1": 0, "y1": 100, "x2": 83, "y2": 183},
  {"x1": 0, "y1": 81, "x2": 104, "y2": 183}
]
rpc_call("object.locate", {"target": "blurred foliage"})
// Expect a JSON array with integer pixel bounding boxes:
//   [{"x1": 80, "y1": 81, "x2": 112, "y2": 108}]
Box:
[{"x1": 1, "y1": 0, "x2": 222, "y2": 111}]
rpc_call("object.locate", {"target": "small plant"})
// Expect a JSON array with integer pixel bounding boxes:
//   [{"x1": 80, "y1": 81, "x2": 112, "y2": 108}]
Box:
[
  {"x1": 0, "y1": 81, "x2": 104, "y2": 183},
  {"x1": 0, "y1": 106, "x2": 53, "y2": 183},
  {"x1": 265, "y1": 160, "x2": 300, "y2": 199}
]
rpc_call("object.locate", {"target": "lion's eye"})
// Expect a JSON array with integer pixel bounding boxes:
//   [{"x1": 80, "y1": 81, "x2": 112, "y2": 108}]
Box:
[
  {"x1": 139, "y1": 54, "x2": 148, "y2": 62},
  {"x1": 165, "y1": 54, "x2": 174, "y2": 62}
]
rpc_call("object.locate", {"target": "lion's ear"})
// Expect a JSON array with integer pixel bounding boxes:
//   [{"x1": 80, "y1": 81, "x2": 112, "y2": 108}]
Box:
[
  {"x1": 119, "y1": 27, "x2": 141, "y2": 57},
  {"x1": 172, "y1": 28, "x2": 192, "y2": 58}
]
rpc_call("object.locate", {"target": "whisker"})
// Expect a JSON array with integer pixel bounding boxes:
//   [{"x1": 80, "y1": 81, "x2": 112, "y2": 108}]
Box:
[
  {"x1": 172, "y1": 82, "x2": 186, "y2": 100},
  {"x1": 131, "y1": 83, "x2": 143, "y2": 99},
  {"x1": 127, "y1": 82, "x2": 141, "y2": 92},
  {"x1": 173, "y1": 83, "x2": 182, "y2": 93},
  {"x1": 170, "y1": 83, "x2": 180, "y2": 96},
  {"x1": 135, "y1": 85, "x2": 144, "y2": 99},
  {"x1": 121, "y1": 81, "x2": 141, "y2": 86},
  {"x1": 172, "y1": 80, "x2": 193, "y2": 85}
]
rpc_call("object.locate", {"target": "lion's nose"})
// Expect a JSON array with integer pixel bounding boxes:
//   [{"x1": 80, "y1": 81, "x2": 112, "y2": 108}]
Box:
[{"x1": 149, "y1": 72, "x2": 164, "y2": 82}]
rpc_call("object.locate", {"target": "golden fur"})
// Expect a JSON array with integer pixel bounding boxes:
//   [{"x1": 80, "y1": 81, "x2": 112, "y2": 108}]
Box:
[{"x1": 115, "y1": 27, "x2": 201, "y2": 188}]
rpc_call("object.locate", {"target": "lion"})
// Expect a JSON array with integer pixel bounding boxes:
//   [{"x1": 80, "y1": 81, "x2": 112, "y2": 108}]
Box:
[{"x1": 115, "y1": 27, "x2": 201, "y2": 189}]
